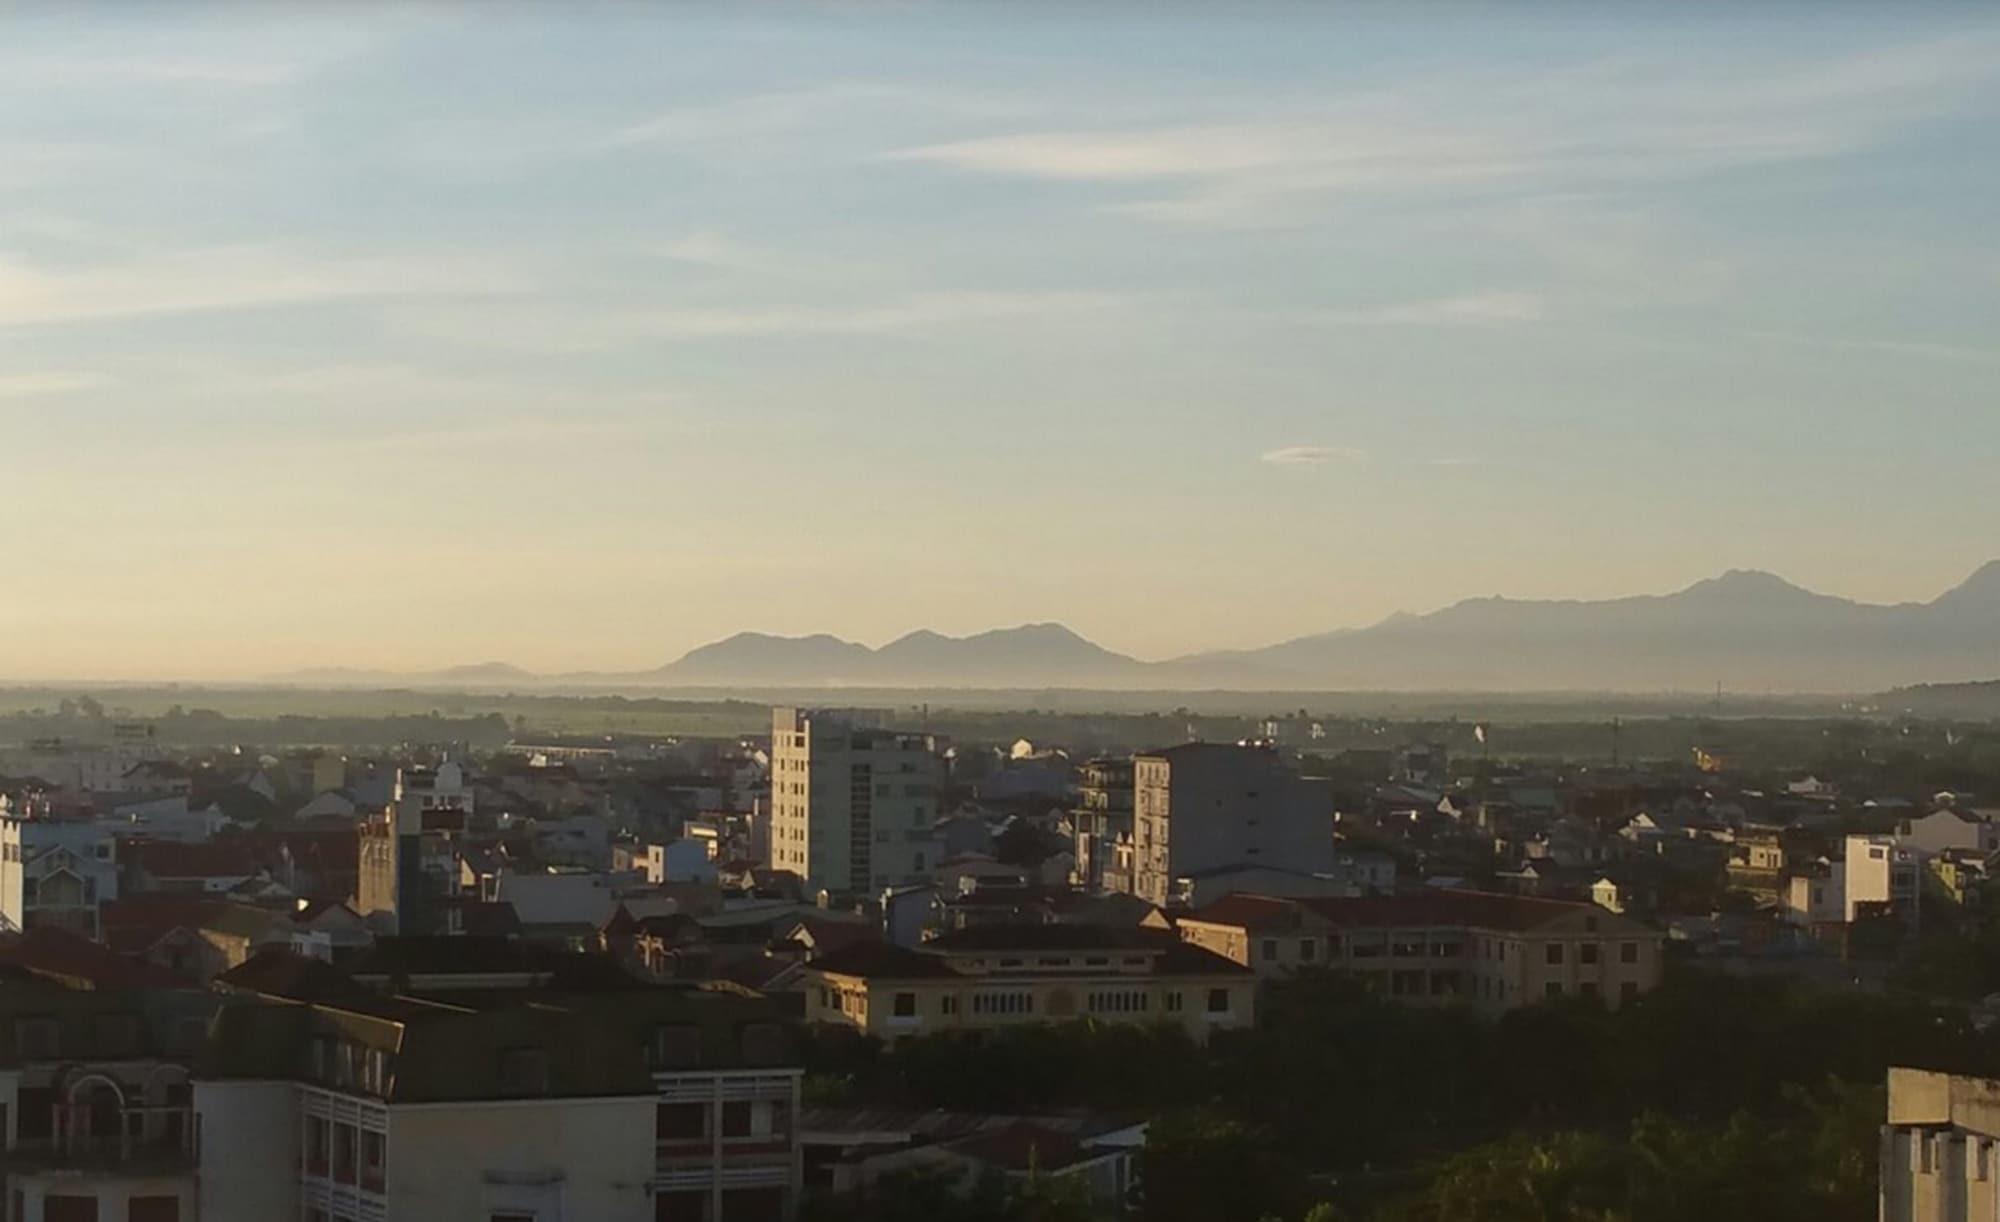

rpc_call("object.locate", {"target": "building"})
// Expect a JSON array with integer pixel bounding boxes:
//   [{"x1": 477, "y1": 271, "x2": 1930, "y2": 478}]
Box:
[
  {"x1": 767, "y1": 710, "x2": 943, "y2": 897},
  {"x1": 1899, "y1": 809, "x2": 2000, "y2": 858},
  {"x1": 799, "y1": 924, "x2": 1253, "y2": 1043},
  {"x1": 1070, "y1": 758, "x2": 1135, "y2": 893},
  {"x1": 1883, "y1": 1066, "x2": 2000, "y2": 1222},
  {"x1": 196, "y1": 974, "x2": 804, "y2": 1222},
  {"x1": 0, "y1": 979, "x2": 217, "y2": 1222},
  {"x1": 1177, "y1": 890, "x2": 1666, "y2": 1011},
  {"x1": 0, "y1": 812, "x2": 119, "y2": 938},
  {"x1": 1130, "y1": 744, "x2": 1334, "y2": 908},
  {"x1": 356, "y1": 769, "x2": 469, "y2": 936},
  {"x1": 1780, "y1": 859, "x2": 1845, "y2": 928},
  {"x1": 801, "y1": 1108, "x2": 1144, "y2": 1213},
  {"x1": 1846, "y1": 834, "x2": 1924, "y2": 927}
]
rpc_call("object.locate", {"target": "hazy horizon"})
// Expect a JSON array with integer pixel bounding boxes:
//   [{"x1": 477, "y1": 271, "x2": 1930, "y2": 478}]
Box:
[{"x1": 6, "y1": 8, "x2": 1999, "y2": 680}]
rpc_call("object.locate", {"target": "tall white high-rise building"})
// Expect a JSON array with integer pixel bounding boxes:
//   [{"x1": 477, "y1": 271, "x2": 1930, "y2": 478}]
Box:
[{"x1": 767, "y1": 708, "x2": 943, "y2": 896}]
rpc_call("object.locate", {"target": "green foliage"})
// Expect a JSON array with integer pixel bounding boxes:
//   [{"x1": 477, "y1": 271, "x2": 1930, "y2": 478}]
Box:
[
  {"x1": 1379, "y1": 1081, "x2": 1884, "y2": 1222},
  {"x1": 798, "y1": 1166, "x2": 1108, "y2": 1222},
  {"x1": 804, "y1": 968, "x2": 2000, "y2": 1220},
  {"x1": 1134, "y1": 1111, "x2": 1308, "y2": 1222}
]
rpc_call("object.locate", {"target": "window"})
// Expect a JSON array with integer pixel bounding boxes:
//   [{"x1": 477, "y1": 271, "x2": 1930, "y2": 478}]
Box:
[
  {"x1": 892, "y1": 992, "x2": 917, "y2": 1018},
  {"x1": 497, "y1": 1048, "x2": 550, "y2": 1095},
  {"x1": 333, "y1": 1123, "x2": 357, "y2": 1184},
  {"x1": 1580, "y1": 982, "x2": 1599, "y2": 999},
  {"x1": 15, "y1": 1016, "x2": 59, "y2": 1060},
  {"x1": 1260, "y1": 939, "x2": 1279, "y2": 960},
  {"x1": 941, "y1": 996, "x2": 959, "y2": 1015},
  {"x1": 43, "y1": 1197, "x2": 96, "y2": 1222},
  {"x1": 1298, "y1": 938, "x2": 1316, "y2": 961},
  {"x1": 1206, "y1": 988, "x2": 1231, "y2": 1014},
  {"x1": 647, "y1": 1024, "x2": 704, "y2": 1070},
  {"x1": 658, "y1": 1102, "x2": 707, "y2": 1142},
  {"x1": 305, "y1": 1114, "x2": 329, "y2": 1176},
  {"x1": 1580, "y1": 943, "x2": 1599, "y2": 966},
  {"x1": 1620, "y1": 941, "x2": 1639, "y2": 964},
  {"x1": 1545, "y1": 982, "x2": 1563, "y2": 999},
  {"x1": 361, "y1": 1129, "x2": 386, "y2": 1192},
  {"x1": 741, "y1": 1022, "x2": 787, "y2": 1066},
  {"x1": 1545, "y1": 944, "x2": 1564, "y2": 965},
  {"x1": 722, "y1": 1100, "x2": 754, "y2": 1138},
  {"x1": 1621, "y1": 981, "x2": 1639, "y2": 1003},
  {"x1": 16, "y1": 1087, "x2": 52, "y2": 1141},
  {"x1": 1164, "y1": 992, "x2": 1183, "y2": 1012}
]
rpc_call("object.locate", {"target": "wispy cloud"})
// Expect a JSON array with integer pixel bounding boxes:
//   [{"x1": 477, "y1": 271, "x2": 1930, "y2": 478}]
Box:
[
  {"x1": 1311, "y1": 292, "x2": 1546, "y2": 327},
  {"x1": 0, "y1": 246, "x2": 522, "y2": 330},
  {"x1": 887, "y1": 34, "x2": 2000, "y2": 228},
  {"x1": 0, "y1": 372, "x2": 112, "y2": 398},
  {"x1": 1261, "y1": 445, "x2": 1366, "y2": 467},
  {"x1": 388, "y1": 291, "x2": 1124, "y2": 352}
]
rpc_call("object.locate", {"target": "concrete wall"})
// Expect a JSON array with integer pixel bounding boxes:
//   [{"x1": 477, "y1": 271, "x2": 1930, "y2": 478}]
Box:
[
  {"x1": 386, "y1": 1096, "x2": 656, "y2": 1222},
  {"x1": 195, "y1": 1080, "x2": 301, "y2": 1222}
]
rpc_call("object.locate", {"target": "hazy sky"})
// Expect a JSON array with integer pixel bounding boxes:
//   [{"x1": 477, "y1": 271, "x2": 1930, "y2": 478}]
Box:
[{"x1": 4, "y1": 7, "x2": 1999, "y2": 679}]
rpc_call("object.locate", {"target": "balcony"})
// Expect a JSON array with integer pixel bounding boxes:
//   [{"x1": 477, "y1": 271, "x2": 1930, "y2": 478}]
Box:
[{"x1": 12, "y1": 1104, "x2": 195, "y2": 1175}]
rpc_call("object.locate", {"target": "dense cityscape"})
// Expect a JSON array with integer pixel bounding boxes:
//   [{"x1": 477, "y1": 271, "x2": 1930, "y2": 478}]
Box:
[{"x1": 0, "y1": 690, "x2": 1996, "y2": 1219}]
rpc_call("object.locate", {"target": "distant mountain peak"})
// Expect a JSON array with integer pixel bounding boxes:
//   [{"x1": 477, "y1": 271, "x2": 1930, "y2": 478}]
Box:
[
  {"x1": 1673, "y1": 569, "x2": 1824, "y2": 605},
  {"x1": 1934, "y1": 559, "x2": 2000, "y2": 609}
]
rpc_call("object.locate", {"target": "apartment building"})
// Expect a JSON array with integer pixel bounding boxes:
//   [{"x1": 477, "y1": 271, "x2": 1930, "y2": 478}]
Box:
[
  {"x1": 196, "y1": 979, "x2": 803, "y2": 1222},
  {"x1": 1130, "y1": 744, "x2": 1334, "y2": 908},
  {"x1": 0, "y1": 980, "x2": 218, "y2": 1222},
  {"x1": 1178, "y1": 890, "x2": 1665, "y2": 1012},
  {"x1": 355, "y1": 768, "x2": 472, "y2": 936},
  {"x1": 767, "y1": 709, "x2": 943, "y2": 897},
  {"x1": 1884, "y1": 1067, "x2": 2000, "y2": 1222},
  {"x1": 0, "y1": 811, "x2": 118, "y2": 939},
  {"x1": 1070, "y1": 758, "x2": 1135, "y2": 893},
  {"x1": 800, "y1": 924, "x2": 1254, "y2": 1043}
]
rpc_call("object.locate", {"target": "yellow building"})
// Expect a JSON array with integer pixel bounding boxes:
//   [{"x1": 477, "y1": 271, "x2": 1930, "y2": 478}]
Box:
[
  {"x1": 1177, "y1": 890, "x2": 1665, "y2": 1012},
  {"x1": 801, "y1": 926, "x2": 1255, "y2": 1043}
]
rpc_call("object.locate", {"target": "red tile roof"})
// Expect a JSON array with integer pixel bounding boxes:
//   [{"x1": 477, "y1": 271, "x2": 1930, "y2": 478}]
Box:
[
  {"x1": 0, "y1": 926, "x2": 189, "y2": 990},
  {"x1": 1188, "y1": 889, "x2": 1612, "y2": 933}
]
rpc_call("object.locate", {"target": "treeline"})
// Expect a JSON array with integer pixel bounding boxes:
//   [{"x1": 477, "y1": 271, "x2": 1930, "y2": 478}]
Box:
[{"x1": 802, "y1": 967, "x2": 2000, "y2": 1220}]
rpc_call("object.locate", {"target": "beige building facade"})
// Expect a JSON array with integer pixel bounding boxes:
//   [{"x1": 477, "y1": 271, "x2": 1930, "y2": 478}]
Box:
[
  {"x1": 801, "y1": 927, "x2": 1254, "y2": 1043},
  {"x1": 1178, "y1": 890, "x2": 1665, "y2": 1013}
]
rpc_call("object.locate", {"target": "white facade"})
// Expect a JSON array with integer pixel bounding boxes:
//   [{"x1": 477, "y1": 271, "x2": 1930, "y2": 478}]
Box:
[
  {"x1": 647, "y1": 840, "x2": 719, "y2": 885},
  {"x1": 1847, "y1": 834, "x2": 1924, "y2": 925},
  {"x1": 1783, "y1": 862, "x2": 1846, "y2": 926},
  {"x1": 768, "y1": 709, "x2": 943, "y2": 895}
]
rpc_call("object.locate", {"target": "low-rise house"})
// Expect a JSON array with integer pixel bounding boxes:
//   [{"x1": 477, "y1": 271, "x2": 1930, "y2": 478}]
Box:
[
  {"x1": 801, "y1": 925, "x2": 1253, "y2": 1043},
  {"x1": 801, "y1": 1108, "x2": 1144, "y2": 1213}
]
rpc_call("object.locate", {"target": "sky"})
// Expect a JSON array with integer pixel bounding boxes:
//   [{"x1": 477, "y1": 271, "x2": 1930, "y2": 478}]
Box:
[{"x1": 3, "y1": 5, "x2": 1999, "y2": 680}]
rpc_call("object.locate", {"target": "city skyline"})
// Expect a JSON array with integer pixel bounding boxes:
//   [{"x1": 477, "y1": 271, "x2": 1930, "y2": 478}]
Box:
[{"x1": 5, "y1": 8, "x2": 2000, "y2": 679}]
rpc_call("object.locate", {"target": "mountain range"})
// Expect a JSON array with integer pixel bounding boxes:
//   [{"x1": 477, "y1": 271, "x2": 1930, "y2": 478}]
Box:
[{"x1": 277, "y1": 562, "x2": 2000, "y2": 694}]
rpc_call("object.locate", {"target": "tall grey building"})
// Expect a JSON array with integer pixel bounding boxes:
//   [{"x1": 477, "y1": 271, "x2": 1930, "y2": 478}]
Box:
[{"x1": 1130, "y1": 743, "x2": 1335, "y2": 907}]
